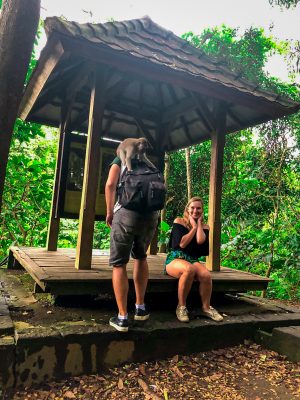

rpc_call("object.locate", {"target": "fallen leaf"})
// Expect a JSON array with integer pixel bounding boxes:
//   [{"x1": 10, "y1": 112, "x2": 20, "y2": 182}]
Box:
[
  {"x1": 173, "y1": 366, "x2": 184, "y2": 378},
  {"x1": 139, "y1": 364, "x2": 146, "y2": 375},
  {"x1": 96, "y1": 376, "x2": 107, "y2": 381},
  {"x1": 138, "y1": 378, "x2": 149, "y2": 392},
  {"x1": 210, "y1": 373, "x2": 223, "y2": 381},
  {"x1": 118, "y1": 378, "x2": 124, "y2": 389},
  {"x1": 212, "y1": 349, "x2": 226, "y2": 356},
  {"x1": 138, "y1": 379, "x2": 162, "y2": 400},
  {"x1": 172, "y1": 355, "x2": 179, "y2": 363},
  {"x1": 163, "y1": 388, "x2": 169, "y2": 400},
  {"x1": 63, "y1": 391, "x2": 76, "y2": 399}
]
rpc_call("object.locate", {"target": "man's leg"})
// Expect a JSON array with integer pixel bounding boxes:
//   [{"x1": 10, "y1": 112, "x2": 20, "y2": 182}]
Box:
[
  {"x1": 133, "y1": 258, "x2": 148, "y2": 305},
  {"x1": 109, "y1": 209, "x2": 134, "y2": 332},
  {"x1": 133, "y1": 257, "x2": 150, "y2": 321},
  {"x1": 131, "y1": 213, "x2": 158, "y2": 321},
  {"x1": 112, "y1": 264, "x2": 129, "y2": 316}
]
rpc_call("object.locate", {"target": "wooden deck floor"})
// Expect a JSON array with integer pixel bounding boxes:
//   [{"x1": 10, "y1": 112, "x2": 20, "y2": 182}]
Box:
[{"x1": 9, "y1": 246, "x2": 271, "y2": 295}]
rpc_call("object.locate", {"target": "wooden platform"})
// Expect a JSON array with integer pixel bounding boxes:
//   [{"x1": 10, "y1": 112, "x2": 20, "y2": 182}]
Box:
[{"x1": 9, "y1": 246, "x2": 271, "y2": 295}]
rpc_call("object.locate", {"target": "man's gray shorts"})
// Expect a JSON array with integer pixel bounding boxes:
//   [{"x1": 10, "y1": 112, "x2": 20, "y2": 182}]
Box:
[{"x1": 109, "y1": 208, "x2": 158, "y2": 266}]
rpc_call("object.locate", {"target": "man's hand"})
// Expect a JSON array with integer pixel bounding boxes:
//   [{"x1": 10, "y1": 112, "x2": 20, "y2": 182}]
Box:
[{"x1": 106, "y1": 213, "x2": 113, "y2": 228}]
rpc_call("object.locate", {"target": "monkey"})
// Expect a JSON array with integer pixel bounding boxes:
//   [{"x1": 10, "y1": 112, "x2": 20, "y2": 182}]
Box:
[{"x1": 116, "y1": 137, "x2": 156, "y2": 171}]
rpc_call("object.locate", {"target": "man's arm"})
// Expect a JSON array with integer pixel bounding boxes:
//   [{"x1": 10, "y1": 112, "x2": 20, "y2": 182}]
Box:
[{"x1": 105, "y1": 163, "x2": 120, "y2": 227}]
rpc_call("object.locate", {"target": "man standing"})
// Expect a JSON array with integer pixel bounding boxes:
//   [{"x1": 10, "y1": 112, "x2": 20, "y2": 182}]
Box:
[{"x1": 105, "y1": 156, "x2": 159, "y2": 332}]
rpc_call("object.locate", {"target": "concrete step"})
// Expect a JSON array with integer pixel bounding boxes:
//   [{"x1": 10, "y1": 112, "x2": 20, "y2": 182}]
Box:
[
  {"x1": 255, "y1": 326, "x2": 300, "y2": 362},
  {"x1": 0, "y1": 311, "x2": 299, "y2": 389},
  {"x1": 0, "y1": 282, "x2": 14, "y2": 336}
]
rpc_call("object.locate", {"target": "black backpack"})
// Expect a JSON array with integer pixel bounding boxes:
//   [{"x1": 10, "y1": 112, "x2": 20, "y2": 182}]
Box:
[{"x1": 117, "y1": 162, "x2": 166, "y2": 212}]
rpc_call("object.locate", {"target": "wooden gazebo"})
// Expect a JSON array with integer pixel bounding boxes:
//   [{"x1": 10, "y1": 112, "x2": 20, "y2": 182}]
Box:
[{"x1": 10, "y1": 16, "x2": 300, "y2": 294}]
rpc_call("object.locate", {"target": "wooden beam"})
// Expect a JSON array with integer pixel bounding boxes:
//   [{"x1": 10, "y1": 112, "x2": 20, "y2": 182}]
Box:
[
  {"x1": 155, "y1": 82, "x2": 164, "y2": 109},
  {"x1": 195, "y1": 108, "x2": 213, "y2": 133},
  {"x1": 75, "y1": 67, "x2": 108, "y2": 270},
  {"x1": 19, "y1": 35, "x2": 65, "y2": 120},
  {"x1": 63, "y1": 63, "x2": 94, "y2": 132},
  {"x1": 227, "y1": 108, "x2": 245, "y2": 127},
  {"x1": 180, "y1": 116, "x2": 193, "y2": 143},
  {"x1": 206, "y1": 103, "x2": 227, "y2": 271},
  {"x1": 106, "y1": 76, "x2": 133, "y2": 100},
  {"x1": 192, "y1": 93, "x2": 216, "y2": 131},
  {"x1": 139, "y1": 81, "x2": 145, "y2": 111},
  {"x1": 103, "y1": 99, "x2": 160, "y2": 123},
  {"x1": 46, "y1": 104, "x2": 68, "y2": 251},
  {"x1": 159, "y1": 118, "x2": 178, "y2": 151},
  {"x1": 134, "y1": 117, "x2": 156, "y2": 149},
  {"x1": 71, "y1": 80, "x2": 159, "y2": 130},
  {"x1": 162, "y1": 96, "x2": 195, "y2": 123},
  {"x1": 30, "y1": 60, "x2": 85, "y2": 114}
]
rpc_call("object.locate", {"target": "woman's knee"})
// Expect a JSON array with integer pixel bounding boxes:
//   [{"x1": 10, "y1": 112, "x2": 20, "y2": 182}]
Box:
[
  {"x1": 197, "y1": 269, "x2": 212, "y2": 283},
  {"x1": 182, "y1": 265, "x2": 196, "y2": 279}
]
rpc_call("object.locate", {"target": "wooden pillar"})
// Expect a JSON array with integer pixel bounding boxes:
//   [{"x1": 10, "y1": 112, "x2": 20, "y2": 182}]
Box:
[
  {"x1": 147, "y1": 149, "x2": 165, "y2": 255},
  {"x1": 206, "y1": 104, "x2": 227, "y2": 271},
  {"x1": 75, "y1": 67, "x2": 107, "y2": 270},
  {"x1": 46, "y1": 107, "x2": 68, "y2": 251}
]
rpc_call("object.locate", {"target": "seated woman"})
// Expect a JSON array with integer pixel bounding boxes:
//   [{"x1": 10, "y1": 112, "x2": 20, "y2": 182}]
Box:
[{"x1": 165, "y1": 196, "x2": 223, "y2": 323}]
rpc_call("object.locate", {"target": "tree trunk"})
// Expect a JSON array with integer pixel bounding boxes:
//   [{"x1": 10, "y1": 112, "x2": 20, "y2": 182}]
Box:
[
  {"x1": 185, "y1": 147, "x2": 192, "y2": 200},
  {"x1": 261, "y1": 146, "x2": 287, "y2": 298},
  {"x1": 159, "y1": 152, "x2": 169, "y2": 253},
  {"x1": 0, "y1": 0, "x2": 40, "y2": 212},
  {"x1": 160, "y1": 152, "x2": 169, "y2": 223}
]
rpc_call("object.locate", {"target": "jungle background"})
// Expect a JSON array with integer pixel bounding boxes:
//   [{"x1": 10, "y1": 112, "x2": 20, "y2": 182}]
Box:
[{"x1": 0, "y1": 4, "x2": 299, "y2": 301}]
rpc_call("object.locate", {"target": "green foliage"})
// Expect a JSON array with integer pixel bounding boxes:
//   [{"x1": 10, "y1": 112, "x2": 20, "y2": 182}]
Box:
[
  {"x1": 158, "y1": 220, "x2": 171, "y2": 247},
  {"x1": 269, "y1": 0, "x2": 300, "y2": 8},
  {"x1": 183, "y1": 26, "x2": 281, "y2": 86},
  {"x1": 94, "y1": 222, "x2": 111, "y2": 249},
  {"x1": 0, "y1": 129, "x2": 57, "y2": 257},
  {"x1": 25, "y1": 20, "x2": 43, "y2": 83}
]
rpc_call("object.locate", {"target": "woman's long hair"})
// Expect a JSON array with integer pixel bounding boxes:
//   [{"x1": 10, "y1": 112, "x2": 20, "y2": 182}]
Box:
[{"x1": 183, "y1": 196, "x2": 204, "y2": 230}]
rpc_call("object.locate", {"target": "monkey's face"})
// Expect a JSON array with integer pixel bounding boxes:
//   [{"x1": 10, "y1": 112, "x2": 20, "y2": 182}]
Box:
[{"x1": 137, "y1": 138, "x2": 151, "y2": 152}]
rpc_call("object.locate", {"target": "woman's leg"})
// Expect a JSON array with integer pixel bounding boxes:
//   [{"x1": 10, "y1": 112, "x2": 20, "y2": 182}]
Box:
[
  {"x1": 193, "y1": 262, "x2": 212, "y2": 311},
  {"x1": 166, "y1": 259, "x2": 196, "y2": 306}
]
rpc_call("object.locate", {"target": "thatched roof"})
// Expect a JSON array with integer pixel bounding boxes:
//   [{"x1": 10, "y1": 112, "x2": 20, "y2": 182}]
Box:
[{"x1": 19, "y1": 16, "x2": 300, "y2": 151}]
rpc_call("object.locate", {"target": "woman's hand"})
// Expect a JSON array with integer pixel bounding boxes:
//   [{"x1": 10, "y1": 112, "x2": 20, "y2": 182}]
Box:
[
  {"x1": 197, "y1": 215, "x2": 204, "y2": 226},
  {"x1": 189, "y1": 215, "x2": 197, "y2": 228},
  {"x1": 195, "y1": 213, "x2": 206, "y2": 244}
]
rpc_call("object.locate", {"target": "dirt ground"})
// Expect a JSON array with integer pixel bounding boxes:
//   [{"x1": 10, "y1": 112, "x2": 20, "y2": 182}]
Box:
[{"x1": 3, "y1": 341, "x2": 300, "y2": 400}]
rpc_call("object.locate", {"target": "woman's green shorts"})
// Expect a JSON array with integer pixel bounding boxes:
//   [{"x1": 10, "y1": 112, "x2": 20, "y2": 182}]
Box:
[{"x1": 164, "y1": 250, "x2": 204, "y2": 274}]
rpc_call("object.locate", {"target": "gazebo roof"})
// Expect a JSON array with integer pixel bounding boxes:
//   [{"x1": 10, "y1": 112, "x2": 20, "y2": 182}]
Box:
[{"x1": 19, "y1": 16, "x2": 300, "y2": 151}]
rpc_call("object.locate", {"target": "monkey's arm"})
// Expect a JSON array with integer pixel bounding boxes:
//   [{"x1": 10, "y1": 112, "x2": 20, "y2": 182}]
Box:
[
  {"x1": 105, "y1": 163, "x2": 120, "y2": 227},
  {"x1": 139, "y1": 153, "x2": 156, "y2": 169}
]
